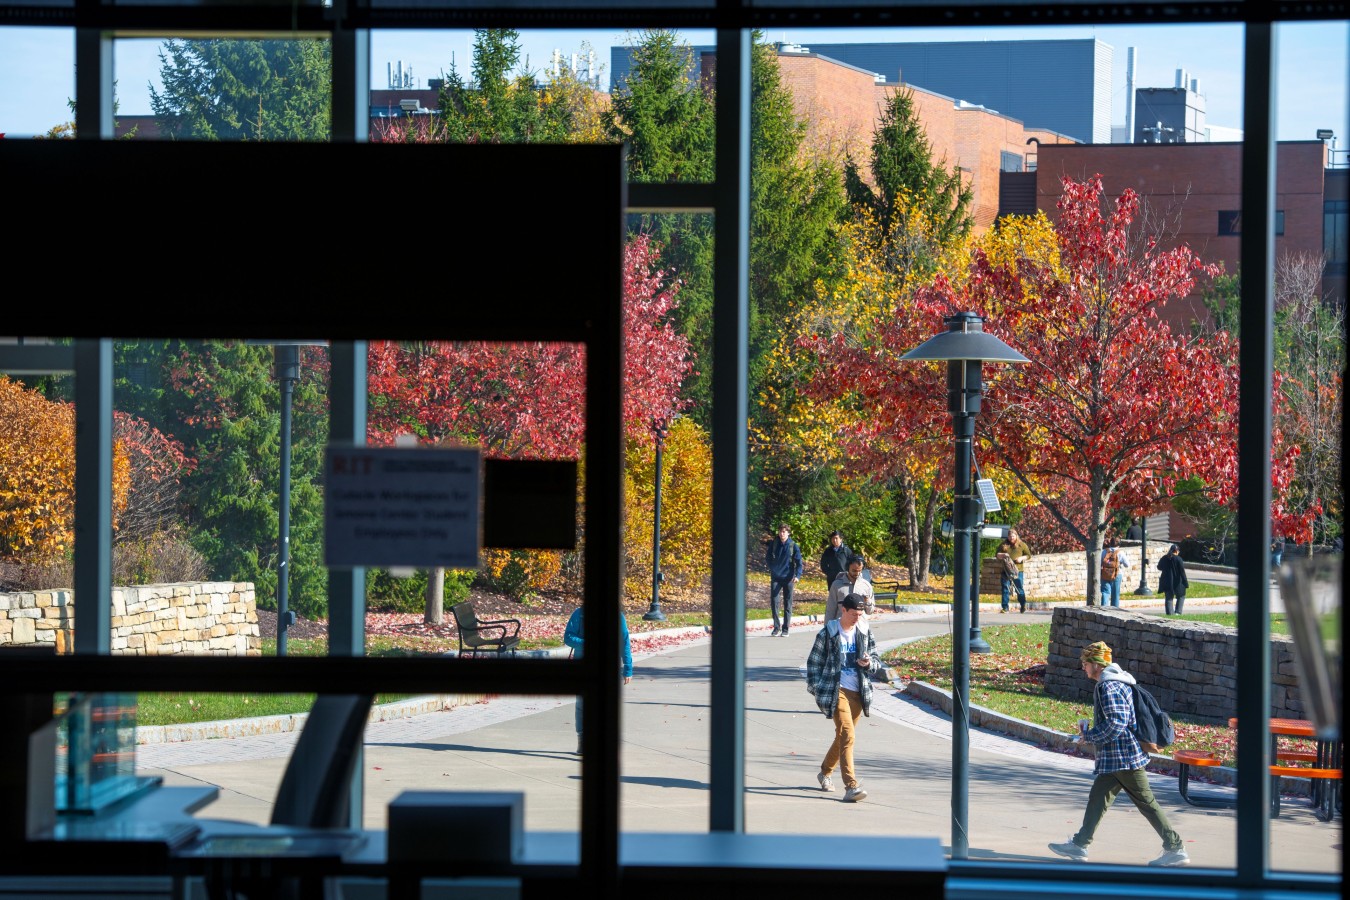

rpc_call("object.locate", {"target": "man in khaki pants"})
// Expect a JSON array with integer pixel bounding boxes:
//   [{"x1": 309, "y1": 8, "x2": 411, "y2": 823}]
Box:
[{"x1": 806, "y1": 594, "x2": 882, "y2": 803}]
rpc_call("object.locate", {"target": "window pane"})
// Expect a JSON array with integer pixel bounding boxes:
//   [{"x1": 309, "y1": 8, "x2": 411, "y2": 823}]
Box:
[
  {"x1": 114, "y1": 37, "x2": 332, "y2": 141},
  {"x1": 0, "y1": 27, "x2": 75, "y2": 138}
]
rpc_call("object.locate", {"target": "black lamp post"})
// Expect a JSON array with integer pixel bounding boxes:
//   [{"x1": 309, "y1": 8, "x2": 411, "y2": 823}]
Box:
[
  {"x1": 1134, "y1": 515, "x2": 1153, "y2": 595},
  {"x1": 251, "y1": 339, "x2": 325, "y2": 657},
  {"x1": 644, "y1": 416, "x2": 670, "y2": 622},
  {"x1": 902, "y1": 311, "x2": 1026, "y2": 860}
]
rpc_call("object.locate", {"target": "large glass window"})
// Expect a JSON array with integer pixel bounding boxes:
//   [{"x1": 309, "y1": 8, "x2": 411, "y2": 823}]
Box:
[{"x1": 0, "y1": 4, "x2": 1342, "y2": 896}]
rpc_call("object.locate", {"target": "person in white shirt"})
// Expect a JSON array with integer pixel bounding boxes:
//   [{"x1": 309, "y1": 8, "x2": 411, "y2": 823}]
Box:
[
  {"x1": 805, "y1": 594, "x2": 882, "y2": 803},
  {"x1": 825, "y1": 554, "x2": 875, "y2": 621}
]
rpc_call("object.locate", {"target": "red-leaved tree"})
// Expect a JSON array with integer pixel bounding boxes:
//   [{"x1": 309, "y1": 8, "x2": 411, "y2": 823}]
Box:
[
  {"x1": 964, "y1": 175, "x2": 1238, "y2": 601},
  {"x1": 366, "y1": 233, "x2": 693, "y2": 619}
]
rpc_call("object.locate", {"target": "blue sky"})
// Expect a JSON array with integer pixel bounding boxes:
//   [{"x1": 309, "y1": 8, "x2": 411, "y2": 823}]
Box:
[{"x1": 1, "y1": 23, "x2": 1345, "y2": 144}]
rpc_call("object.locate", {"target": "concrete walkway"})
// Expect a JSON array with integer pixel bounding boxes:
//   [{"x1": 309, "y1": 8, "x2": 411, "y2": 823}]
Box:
[{"x1": 137, "y1": 601, "x2": 1340, "y2": 874}]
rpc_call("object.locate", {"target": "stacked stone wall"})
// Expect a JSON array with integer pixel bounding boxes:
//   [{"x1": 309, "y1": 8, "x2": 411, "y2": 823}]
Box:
[
  {"x1": 1045, "y1": 606, "x2": 1304, "y2": 723},
  {"x1": 0, "y1": 582, "x2": 260, "y2": 656},
  {"x1": 979, "y1": 541, "x2": 1162, "y2": 599}
]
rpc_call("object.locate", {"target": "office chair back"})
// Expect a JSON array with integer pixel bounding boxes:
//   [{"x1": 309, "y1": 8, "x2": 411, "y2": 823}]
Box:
[{"x1": 271, "y1": 693, "x2": 375, "y2": 828}]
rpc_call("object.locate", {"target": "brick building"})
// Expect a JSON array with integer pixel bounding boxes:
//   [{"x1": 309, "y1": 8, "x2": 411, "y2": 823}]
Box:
[{"x1": 999, "y1": 140, "x2": 1342, "y2": 325}]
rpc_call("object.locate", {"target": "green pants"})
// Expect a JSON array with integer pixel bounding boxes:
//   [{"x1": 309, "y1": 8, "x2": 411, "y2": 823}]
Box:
[{"x1": 1073, "y1": 769, "x2": 1182, "y2": 851}]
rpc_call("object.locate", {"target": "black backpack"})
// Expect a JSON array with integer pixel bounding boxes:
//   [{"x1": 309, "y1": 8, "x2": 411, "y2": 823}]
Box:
[
  {"x1": 1094, "y1": 682, "x2": 1175, "y2": 754},
  {"x1": 1130, "y1": 684, "x2": 1175, "y2": 753}
]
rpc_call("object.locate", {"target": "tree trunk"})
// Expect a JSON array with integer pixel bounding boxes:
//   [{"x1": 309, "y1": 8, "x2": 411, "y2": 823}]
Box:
[
  {"x1": 425, "y1": 566, "x2": 445, "y2": 625},
  {"x1": 1086, "y1": 475, "x2": 1107, "y2": 604},
  {"x1": 897, "y1": 472, "x2": 922, "y2": 588},
  {"x1": 917, "y1": 478, "x2": 940, "y2": 591}
]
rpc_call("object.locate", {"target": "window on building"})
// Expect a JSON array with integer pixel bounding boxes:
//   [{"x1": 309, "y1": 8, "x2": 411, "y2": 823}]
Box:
[{"x1": 1218, "y1": 209, "x2": 1285, "y2": 235}]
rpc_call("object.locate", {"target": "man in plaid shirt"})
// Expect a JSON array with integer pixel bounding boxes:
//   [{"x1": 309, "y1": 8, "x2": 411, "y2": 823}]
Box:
[
  {"x1": 1048, "y1": 641, "x2": 1190, "y2": 867},
  {"x1": 805, "y1": 594, "x2": 882, "y2": 803}
]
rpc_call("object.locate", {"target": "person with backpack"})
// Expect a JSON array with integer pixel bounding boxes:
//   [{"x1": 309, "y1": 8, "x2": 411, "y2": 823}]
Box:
[
  {"x1": 765, "y1": 522, "x2": 804, "y2": 636},
  {"x1": 1049, "y1": 641, "x2": 1190, "y2": 868},
  {"x1": 1156, "y1": 543, "x2": 1189, "y2": 615},
  {"x1": 1099, "y1": 536, "x2": 1130, "y2": 607}
]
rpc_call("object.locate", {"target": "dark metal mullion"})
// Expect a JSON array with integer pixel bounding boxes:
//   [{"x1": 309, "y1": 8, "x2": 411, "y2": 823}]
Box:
[
  {"x1": 0, "y1": 656, "x2": 596, "y2": 694},
  {"x1": 74, "y1": 5, "x2": 113, "y2": 141},
  {"x1": 327, "y1": 340, "x2": 368, "y2": 832},
  {"x1": 0, "y1": 344, "x2": 76, "y2": 375},
  {"x1": 73, "y1": 339, "x2": 114, "y2": 655},
  {"x1": 327, "y1": 340, "x2": 368, "y2": 660},
  {"x1": 1235, "y1": 21, "x2": 1276, "y2": 884},
  {"x1": 330, "y1": 0, "x2": 369, "y2": 143},
  {"x1": 709, "y1": 24, "x2": 750, "y2": 834},
  {"x1": 577, "y1": 150, "x2": 627, "y2": 895}
]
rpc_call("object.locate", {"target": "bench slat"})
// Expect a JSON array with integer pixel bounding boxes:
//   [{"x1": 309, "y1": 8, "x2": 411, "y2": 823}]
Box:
[{"x1": 1268, "y1": 765, "x2": 1341, "y2": 779}]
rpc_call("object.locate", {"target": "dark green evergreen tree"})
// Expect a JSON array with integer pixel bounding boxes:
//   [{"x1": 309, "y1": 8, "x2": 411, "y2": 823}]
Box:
[
  {"x1": 845, "y1": 87, "x2": 973, "y2": 261},
  {"x1": 438, "y1": 29, "x2": 582, "y2": 143},
  {"x1": 745, "y1": 34, "x2": 849, "y2": 531},
  {"x1": 604, "y1": 31, "x2": 717, "y2": 422},
  {"x1": 150, "y1": 39, "x2": 331, "y2": 141},
  {"x1": 112, "y1": 341, "x2": 330, "y2": 620}
]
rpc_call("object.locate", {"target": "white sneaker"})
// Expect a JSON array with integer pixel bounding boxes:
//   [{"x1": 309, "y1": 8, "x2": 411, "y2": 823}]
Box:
[
  {"x1": 817, "y1": 771, "x2": 834, "y2": 792},
  {"x1": 1149, "y1": 848, "x2": 1190, "y2": 867},
  {"x1": 1048, "y1": 839, "x2": 1088, "y2": 861},
  {"x1": 843, "y1": 785, "x2": 867, "y2": 803}
]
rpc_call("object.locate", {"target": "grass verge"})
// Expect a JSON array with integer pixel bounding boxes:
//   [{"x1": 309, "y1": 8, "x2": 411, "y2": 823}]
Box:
[{"x1": 881, "y1": 614, "x2": 1297, "y2": 767}]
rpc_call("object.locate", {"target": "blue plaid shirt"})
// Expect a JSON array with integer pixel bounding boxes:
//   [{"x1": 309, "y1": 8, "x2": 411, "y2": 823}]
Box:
[{"x1": 1086, "y1": 677, "x2": 1150, "y2": 774}]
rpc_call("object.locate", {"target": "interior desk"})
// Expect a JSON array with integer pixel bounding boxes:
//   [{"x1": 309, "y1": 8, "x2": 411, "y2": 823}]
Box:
[
  {"x1": 187, "y1": 830, "x2": 946, "y2": 899},
  {"x1": 6, "y1": 785, "x2": 219, "y2": 874}
]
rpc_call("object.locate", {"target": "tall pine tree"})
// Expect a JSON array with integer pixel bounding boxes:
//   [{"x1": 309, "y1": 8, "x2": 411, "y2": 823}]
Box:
[{"x1": 151, "y1": 39, "x2": 331, "y2": 141}]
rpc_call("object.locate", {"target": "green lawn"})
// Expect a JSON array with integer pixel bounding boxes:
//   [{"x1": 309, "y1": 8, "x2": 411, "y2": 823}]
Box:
[{"x1": 882, "y1": 614, "x2": 1293, "y2": 767}]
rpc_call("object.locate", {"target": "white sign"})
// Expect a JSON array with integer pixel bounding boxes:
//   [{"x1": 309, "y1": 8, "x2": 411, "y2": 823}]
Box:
[{"x1": 324, "y1": 446, "x2": 481, "y2": 568}]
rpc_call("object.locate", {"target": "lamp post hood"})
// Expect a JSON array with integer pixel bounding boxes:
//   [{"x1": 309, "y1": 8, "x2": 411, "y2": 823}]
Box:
[{"x1": 901, "y1": 312, "x2": 1029, "y2": 364}]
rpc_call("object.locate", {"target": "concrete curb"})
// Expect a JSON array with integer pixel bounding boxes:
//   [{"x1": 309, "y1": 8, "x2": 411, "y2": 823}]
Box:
[{"x1": 900, "y1": 680, "x2": 1321, "y2": 798}]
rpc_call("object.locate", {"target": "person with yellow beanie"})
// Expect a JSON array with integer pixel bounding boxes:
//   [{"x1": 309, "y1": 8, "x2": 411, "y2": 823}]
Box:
[{"x1": 1048, "y1": 641, "x2": 1190, "y2": 867}]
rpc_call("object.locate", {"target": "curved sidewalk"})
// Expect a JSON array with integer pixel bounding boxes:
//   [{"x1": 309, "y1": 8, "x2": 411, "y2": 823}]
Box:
[{"x1": 135, "y1": 602, "x2": 1338, "y2": 874}]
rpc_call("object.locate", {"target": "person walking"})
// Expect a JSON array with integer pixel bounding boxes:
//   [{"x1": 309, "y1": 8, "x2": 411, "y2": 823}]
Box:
[
  {"x1": 826, "y1": 554, "x2": 875, "y2": 621},
  {"x1": 819, "y1": 531, "x2": 851, "y2": 591},
  {"x1": 1048, "y1": 641, "x2": 1190, "y2": 867},
  {"x1": 1270, "y1": 535, "x2": 1285, "y2": 569},
  {"x1": 766, "y1": 522, "x2": 804, "y2": 636},
  {"x1": 806, "y1": 594, "x2": 882, "y2": 803},
  {"x1": 1156, "y1": 544, "x2": 1189, "y2": 615},
  {"x1": 996, "y1": 528, "x2": 1032, "y2": 613},
  {"x1": 1100, "y1": 536, "x2": 1130, "y2": 607},
  {"x1": 563, "y1": 606, "x2": 633, "y2": 755}
]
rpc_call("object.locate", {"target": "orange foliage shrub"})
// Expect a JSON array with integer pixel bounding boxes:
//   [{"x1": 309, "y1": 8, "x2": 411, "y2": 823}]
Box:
[{"x1": 0, "y1": 376, "x2": 129, "y2": 564}]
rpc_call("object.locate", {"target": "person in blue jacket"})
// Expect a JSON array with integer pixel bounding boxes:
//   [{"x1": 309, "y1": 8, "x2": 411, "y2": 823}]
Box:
[
  {"x1": 564, "y1": 606, "x2": 633, "y2": 755},
  {"x1": 765, "y1": 522, "x2": 804, "y2": 636}
]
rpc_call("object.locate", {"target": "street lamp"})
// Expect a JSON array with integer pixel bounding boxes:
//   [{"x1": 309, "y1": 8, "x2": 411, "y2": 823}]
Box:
[
  {"x1": 902, "y1": 311, "x2": 1026, "y2": 860},
  {"x1": 1134, "y1": 515, "x2": 1154, "y2": 595},
  {"x1": 250, "y1": 339, "x2": 326, "y2": 657},
  {"x1": 644, "y1": 416, "x2": 671, "y2": 622}
]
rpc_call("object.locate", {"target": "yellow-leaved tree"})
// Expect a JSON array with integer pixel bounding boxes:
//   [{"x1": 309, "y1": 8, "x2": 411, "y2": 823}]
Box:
[
  {"x1": 0, "y1": 376, "x2": 130, "y2": 566},
  {"x1": 622, "y1": 417, "x2": 712, "y2": 604}
]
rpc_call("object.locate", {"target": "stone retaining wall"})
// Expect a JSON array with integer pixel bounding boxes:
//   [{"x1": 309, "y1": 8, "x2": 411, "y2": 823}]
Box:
[
  {"x1": 1045, "y1": 606, "x2": 1303, "y2": 723},
  {"x1": 0, "y1": 582, "x2": 260, "y2": 656},
  {"x1": 979, "y1": 541, "x2": 1162, "y2": 599}
]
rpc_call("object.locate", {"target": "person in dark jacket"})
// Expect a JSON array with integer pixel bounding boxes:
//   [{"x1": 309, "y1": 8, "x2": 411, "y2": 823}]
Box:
[
  {"x1": 1156, "y1": 543, "x2": 1189, "y2": 615},
  {"x1": 766, "y1": 522, "x2": 804, "y2": 636},
  {"x1": 820, "y1": 530, "x2": 851, "y2": 589}
]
